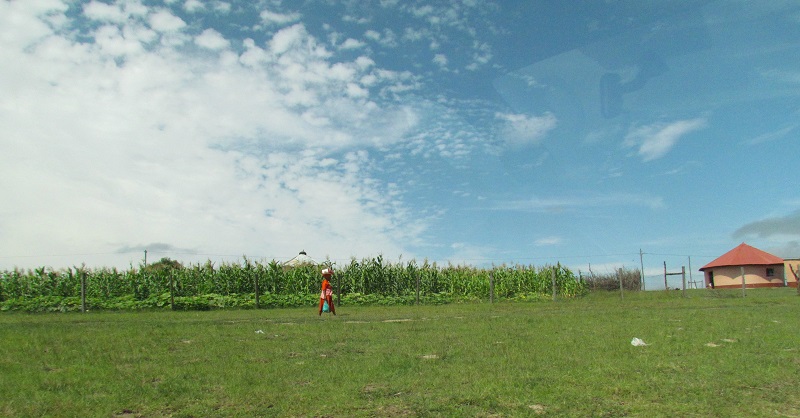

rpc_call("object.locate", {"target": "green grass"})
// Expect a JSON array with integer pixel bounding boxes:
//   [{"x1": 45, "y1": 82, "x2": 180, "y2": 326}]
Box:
[{"x1": 1, "y1": 289, "x2": 799, "y2": 417}]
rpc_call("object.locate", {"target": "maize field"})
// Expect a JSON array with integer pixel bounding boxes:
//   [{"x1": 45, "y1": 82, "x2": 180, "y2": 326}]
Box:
[{"x1": 0, "y1": 256, "x2": 588, "y2": 312}]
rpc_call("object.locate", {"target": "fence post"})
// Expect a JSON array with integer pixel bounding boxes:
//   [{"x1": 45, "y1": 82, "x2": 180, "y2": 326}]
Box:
[
  {"x1": 618, "y1": 268, "x2": 623, "y2": 299},
  {"x1": 169, "y1": 271, "x2": 175, "y2": 310},
  {"x1": 254, "y1": 272, "x2": 260, "y2": 309},
  {"x1": 741, "y1": 266, "x2": 746, "y2": 297},
  {"x1": 490, "y1": 270, "x2": 494, "y2": 303},
  {"x1": 681, "y1": 266, "x2": 686, "y2": 298},
  {"x1": 80, "y1": 268, "x2": 86, "y2": 313},
  {"x1": 416, "y1": 271, "x2": 420, "y2": 305}
]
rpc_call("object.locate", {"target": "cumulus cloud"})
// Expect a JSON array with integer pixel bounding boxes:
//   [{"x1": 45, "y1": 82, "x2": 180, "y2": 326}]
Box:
[
  {"x1": 339, "y1": 38, "x2": 365, "y2": 50},
  {"x1": 149, "y1": 9, "x2": 187, "y2": 32},
  {"x1": 194, "y1": 28, "x2": 229, "y2": 50},
  {"x1": 0, "y1": 1, "x2": 424, "y2": 269},
  {"x1": 624, "y1": 118, "x2": 707, "y2": 162}
]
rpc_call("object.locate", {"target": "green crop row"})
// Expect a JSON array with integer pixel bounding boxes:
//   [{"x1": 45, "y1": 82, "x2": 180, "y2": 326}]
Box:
[{"x1": 0, "y1": 257, "x2": 588, "y2": 310}]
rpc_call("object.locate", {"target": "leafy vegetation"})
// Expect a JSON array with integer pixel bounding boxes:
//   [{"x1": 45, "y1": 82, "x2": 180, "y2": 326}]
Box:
[
  {"x1": 582, "y1": 266, "x2": 642, "y2": 291},
  {"x1": 0, "y1": 257, "x2": 587, "y2": 312}
]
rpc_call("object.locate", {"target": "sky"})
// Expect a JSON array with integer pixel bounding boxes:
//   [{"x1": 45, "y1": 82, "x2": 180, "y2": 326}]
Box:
[{"x1": 2, "y1": 0, "x2": 800, "y2": 286}]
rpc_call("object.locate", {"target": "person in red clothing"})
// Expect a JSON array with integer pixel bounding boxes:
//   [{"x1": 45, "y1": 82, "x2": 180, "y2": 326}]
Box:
[{"x1": 318, "y1": 268, "x2": 336, "y2": 315}]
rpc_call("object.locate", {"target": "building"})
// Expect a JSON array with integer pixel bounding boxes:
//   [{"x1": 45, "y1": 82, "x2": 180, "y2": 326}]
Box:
[
  {"x1": 283, "y1": 250, "x2": 317, "y2": 268},
  {"x1": 699, "y1": 243, "x2": 797, "y2": 289}
]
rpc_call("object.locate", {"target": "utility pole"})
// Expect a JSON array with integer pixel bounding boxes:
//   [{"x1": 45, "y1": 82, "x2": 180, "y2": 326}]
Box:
[
  {"x1": 639, "y1": 249, "x2": 645, "y2": 290},
  {"x1": 144, "y1": 249, "x2": 148, "y2": 267}
]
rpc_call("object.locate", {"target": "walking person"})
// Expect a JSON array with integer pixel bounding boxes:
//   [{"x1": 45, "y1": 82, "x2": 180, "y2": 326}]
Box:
[{"x1": 318, "y1": 268, "x2": 336, "y2": 315}]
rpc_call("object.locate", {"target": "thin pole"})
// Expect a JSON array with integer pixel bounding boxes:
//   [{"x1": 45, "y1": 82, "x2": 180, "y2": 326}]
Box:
[
  {"x1": 664, "y1": 261, "x2": 668, "y2": 290},
  {"x1": 688, "y1": 256, "x2": 693, "y2": 288},
  {"x1": 681, "y1": 266, "x2": 686, "y2": 298},
  {"x1": 618, "y1": 268, "x2": 624, "y2": 299},
  {"x1": 416, "y1": 271, "x2": 420, "y2": 305},
  {"x1": 741, "y1": 266, "x2": 746, "y2": 297},
  {"x1": 489, "y1": 270, "x2": 494, "y2": 303},
  {"x1": 80, "y1": 268, "x2": 86, "y2": 313},
  {"x1": 254, "y1": 271, "x2": 260, "y2": 309},
  {"x1": 640, "y1": 249, "x2": 645, "y2": 291},
  {"x1": 169, "y1": 270, "x2": 175, "y2": 310},
  {"x1": 551, "y1": 266, "x2": 556, "y2": 301}
]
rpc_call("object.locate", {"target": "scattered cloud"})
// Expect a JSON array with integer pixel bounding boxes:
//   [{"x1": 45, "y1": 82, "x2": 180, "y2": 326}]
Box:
[
  {"x1": 496, "y1": 112, "x2": 557, "y2": 146},
  {"x1": 0, "y1": 1, "x2": 429, "y2": 269},
  {"x1": 184, "y1": 0, "x2": 204, "y2": 13},
  {"x1": 747, "y1": 124, "x2": 796, "y2": 145},
  {"x1": 433, "y1": 53, "x2": 448, "y2": 68},
  {"x1": 535, "y1": 236, "x2": 563, "y2": 247},
  {"x1": 194, "y1": 28, "x2": 229, "y2": 50},
  {"x1": 149, "y1": 9, "x2": 187, "y2": 32},
  {"x1": 624, "y1": 118, "x2": 707, "y2": 161},
  {"x1": 339, "y1": 38, "x2": 365, "y2": 50},
  {"x1": 489, "y1": 193, "x2": 665, "y2": 213},
  {"x1": 260, "y1": 9, "x2": 301, "y2": 26}
]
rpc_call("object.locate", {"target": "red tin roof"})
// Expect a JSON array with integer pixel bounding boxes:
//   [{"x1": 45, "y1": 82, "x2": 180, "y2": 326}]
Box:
[{"x1": 699, "y1": 243, "x2": 784, "y2": 271}]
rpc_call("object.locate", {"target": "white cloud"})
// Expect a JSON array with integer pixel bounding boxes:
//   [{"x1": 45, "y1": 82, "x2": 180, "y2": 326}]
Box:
[
  {"x1": 214, "y1": 2, "x2": 231, "y2": 13},
  {"x1": 490, "y1": 194, "x2": 665, "y2": 213},
  {"x1": 339, "y1": 38, "x2": 365, "y2": 50},
  {"x1": 195, "y1": 28, "x2": 229, "y2": 50},
  {"x1": 496, "y1": 112, "x2": 557, "y2": 146},
  {"x1": 0, "y1": 3, "x2": 424, "y2": 269},
  {"x1": 184, "y1": 0, "x2": 204, "y2": 13},
  {"x1": 260, "y1": 9, "x2": 301, "y2": 26},
  {"x1": 433, "y1": 53, "x2": 448, "y2": 68},
  {"x1": 534, "y1": 236, "x2": 564, "y2": 247},
  {"x1": 84, "y1": 1, "x2": 127, "y2": 23},
  {"x1": 535, "y1": 237, "x2": 563, "y2": 246},
  {"x1": 149, "y1": 9, "x2": 187, "y2": 32},
  {"x1": 624, "y1": 118, "x2": 707, "y2": 162}
]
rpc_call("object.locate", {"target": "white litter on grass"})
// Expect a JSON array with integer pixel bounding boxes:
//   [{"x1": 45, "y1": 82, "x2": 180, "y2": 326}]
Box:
[
  {"x1": 631, "y1": 337, "x2": 648, "y2": 346},
  {"x1": 255, "y1": 330, "x2": 265, "y2": 334},
  {"x1": 705, "y1": 342, "x2": 720, "y2": 347}
]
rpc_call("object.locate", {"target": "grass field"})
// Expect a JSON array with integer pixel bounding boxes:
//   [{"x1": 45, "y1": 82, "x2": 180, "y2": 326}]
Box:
[{"x1": 1, "y1": 289, "x2": 798, "y2": 417}]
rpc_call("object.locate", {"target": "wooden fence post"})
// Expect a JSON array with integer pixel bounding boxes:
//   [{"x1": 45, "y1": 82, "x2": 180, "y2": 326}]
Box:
[
  {"x1": 254, "y1": 272, "x2": 260, "y2": 309},
  {"x1": 490, "y1": 270, "x2": 494, "y2": 303},
  {"x1": 681, "y1": 266, "x2": 686, "y2": 298},
  {"x1": 169, "y1": 271, "x2": 175, "y2": 310},
  {"x1": 416, "y1": 272, "x2": 420, "y2": 305},
  {"x1": 80, "y1": 268, "x2": 86, "y2": 313},
  {"x1": 741, "y1": 266, "x2": 746, "y2": 297},
  {"x1": 618, "y1": 268, "x2": 624, "y2": 299}
]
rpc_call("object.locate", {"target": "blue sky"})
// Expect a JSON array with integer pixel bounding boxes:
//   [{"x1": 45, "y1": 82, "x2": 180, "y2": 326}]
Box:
[{"x1": 2, "y1": 0, "x2": 799, "y2": 285}]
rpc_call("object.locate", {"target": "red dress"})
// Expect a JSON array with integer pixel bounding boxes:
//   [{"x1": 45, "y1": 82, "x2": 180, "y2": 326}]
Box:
[{"x1": 318, "y1": 278, "x2": 336, "y2": 315}]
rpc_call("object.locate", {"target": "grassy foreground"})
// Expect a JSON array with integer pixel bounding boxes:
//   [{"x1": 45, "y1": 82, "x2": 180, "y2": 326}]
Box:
[{"x1": 1, "y1": 289, "x2": 798, "y2": 417}]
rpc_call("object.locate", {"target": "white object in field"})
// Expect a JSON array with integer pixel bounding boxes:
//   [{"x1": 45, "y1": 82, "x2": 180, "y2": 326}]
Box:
[{"x1": 631, "y1": 337, "x2": 648, "y2": 346}]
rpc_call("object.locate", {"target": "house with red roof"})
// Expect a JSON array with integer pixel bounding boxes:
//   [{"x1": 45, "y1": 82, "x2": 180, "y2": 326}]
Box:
[{"x1": 700, "y1": 243, "x2": 798, "y2": 289}]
